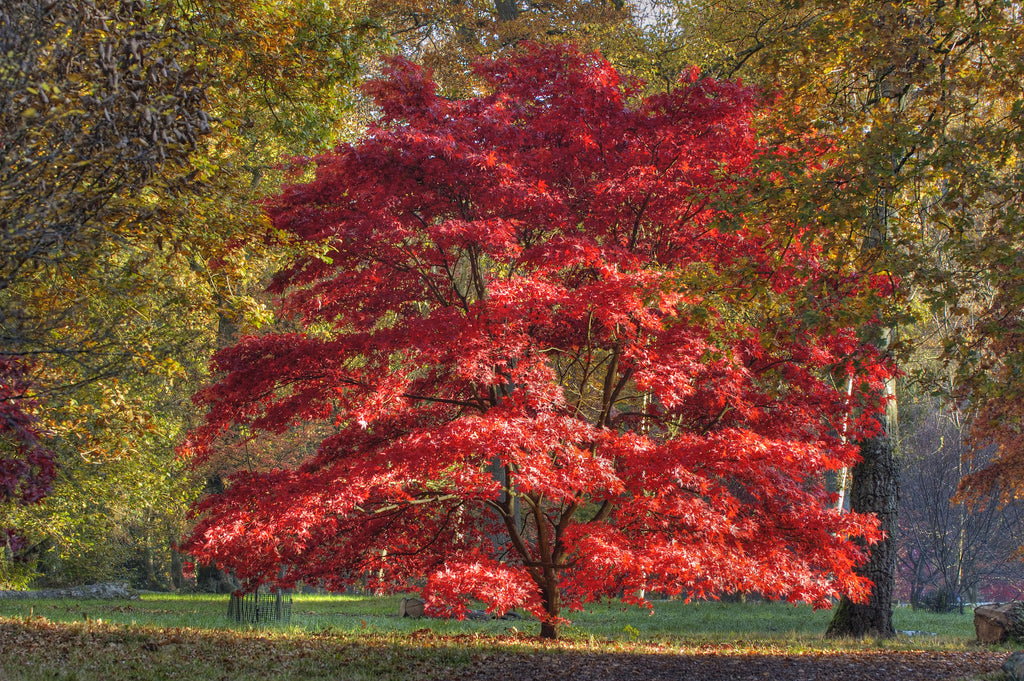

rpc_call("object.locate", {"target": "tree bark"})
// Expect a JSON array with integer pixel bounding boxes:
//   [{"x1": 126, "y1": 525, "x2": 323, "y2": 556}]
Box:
[
  {"x1": 539, "y1": 582, "x2": 561, "y2": 639},
  {"x1": 827, "y1": 173, "x2": 900, "y2": 638},
  {"x1": 170, "y1": 540, "x2": 184, "y2": 590},
  {"x1": 494, "y1": 0, "x2": 519, "y2": 22},
  {"x1": 826, "y1": 401, "x2": 899, "y2": 638}
]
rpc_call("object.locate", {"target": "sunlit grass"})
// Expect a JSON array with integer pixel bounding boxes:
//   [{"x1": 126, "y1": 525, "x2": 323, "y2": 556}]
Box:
[{"x1": 0, "y1": 592, "x2": 980, "y2": 647}]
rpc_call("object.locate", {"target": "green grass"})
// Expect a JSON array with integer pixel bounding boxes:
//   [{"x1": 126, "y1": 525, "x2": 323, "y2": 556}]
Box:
[
  {"x1": 0, "y1": 593, "x2": 980, "y2": 644},
  {"x1": 0, "y1": 594, "x2": 1000, "y2": 681}
]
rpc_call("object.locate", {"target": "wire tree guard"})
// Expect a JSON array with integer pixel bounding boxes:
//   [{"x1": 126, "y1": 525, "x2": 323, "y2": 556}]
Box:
[{"x1": 227, "y1": 590, "x2": 292, "y2": 625}]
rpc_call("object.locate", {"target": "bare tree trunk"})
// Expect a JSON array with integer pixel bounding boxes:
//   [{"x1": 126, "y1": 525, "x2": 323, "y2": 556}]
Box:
[
  {"x1": 539, "y1": 581, "x2": 561, "y2": 639},
  {"x1": 827, "y1": 378, "x2": 899, "y2": 638},
  {"x1": 826, "y1": 175, "x2": 901, "y2": 638},
  {"x1": 835, "y1": 375, "x2": 855, "y2": 511},
  {"x1": 170, "y1": 540, "x2": 184, "y2": 590},
  {"x1": 494, "y1": 0, "x2": 519, "y2": 22}
]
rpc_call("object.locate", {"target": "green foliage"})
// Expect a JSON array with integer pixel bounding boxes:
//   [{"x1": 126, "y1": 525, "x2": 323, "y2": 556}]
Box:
[
  {"x1": 183, "y1": 0, "x2": 384, "y2": 154},
  {"x1": 0, "y1": 552, "x2": 34, "y2": 591},
  {"x1": 370, "y1": 0, "x2": 633, "y2": 97},
  {"x1": 1, "y1": 0, "x2": 384, "y2": 586},
  {"x1": 0, "y1": 236, "x2": 217, "y2": 587},
  {"x1": 0, "y1": 0, "x2": 209, "y2": 290},
  {"x1": 0, "y1": 0, "x2": 217, "y2": 585}
]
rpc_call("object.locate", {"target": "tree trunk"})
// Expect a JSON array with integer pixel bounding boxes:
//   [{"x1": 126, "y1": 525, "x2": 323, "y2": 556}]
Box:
[
  {"x1": 539, "y1": 582, "x2": 561, "y2": 639},
  {"x1": 170, "y1": 540, "x2": 184, "y2": 590},
  {"x1": 142, "y1": 544, "x2": 158, "y2": 590},
  {"x1": 826, "y1": 409, "x2": 899, "y2": 638},
  {"x1": 827, "y1": 176, "x2": 900, "y2": 638},
  {"x1": 494, "y1": 0, "x2": 519, "y2": 22}
]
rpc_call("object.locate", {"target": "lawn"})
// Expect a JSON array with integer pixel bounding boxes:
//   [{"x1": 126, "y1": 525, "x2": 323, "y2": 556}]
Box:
[{"x1": 0, "y1": 594, "x2": 1006, "y2": 681}]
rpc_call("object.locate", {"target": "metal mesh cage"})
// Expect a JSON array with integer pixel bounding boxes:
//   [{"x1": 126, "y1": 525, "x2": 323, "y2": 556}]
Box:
[{"x1": 227, "y1": 590, "x2": 292, "y2": 625}]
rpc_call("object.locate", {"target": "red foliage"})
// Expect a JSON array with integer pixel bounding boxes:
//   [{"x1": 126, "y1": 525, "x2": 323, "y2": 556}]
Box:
[
  {"x1": 1, "y1": 356, "x2": 55, "y2": 561},
  {"x1": 0, "y1": 357, "x2": 55, "y2": 505},
  {"x1": 182, "y1": 44, "x2": 888, "y2": 636}
]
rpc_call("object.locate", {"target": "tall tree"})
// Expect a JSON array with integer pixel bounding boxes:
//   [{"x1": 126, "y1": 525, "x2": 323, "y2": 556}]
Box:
[
  {"x1": 1, "y1": 0, "x2": 383, "y2": 585},
  {"x1": 0, "y1": 0, "x2": 209, "y2": 578},
  {"x1": 183, "y1": 45, "x2": 887, "y2": 639},
  {"x1": 370, "y1": 0, "x2": 632, "y2": 94},
  {"x1": 644, "y1": 0, "x2": 1023, "y2": 637}
]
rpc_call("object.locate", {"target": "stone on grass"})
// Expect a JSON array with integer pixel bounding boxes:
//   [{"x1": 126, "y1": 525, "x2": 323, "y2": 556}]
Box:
[
  {"x1": 975, "y1": 603, "x2": 1024, "y2": 644},
  {"x1": 1003, "y1": 652, "x2": 1024, "y2": 681},
  {"x1": 0, "y1": 583, "x2": 138, "y2": 600},
  {"x1": 400, "y1": 597, "x2": 425, "y2": 618}
]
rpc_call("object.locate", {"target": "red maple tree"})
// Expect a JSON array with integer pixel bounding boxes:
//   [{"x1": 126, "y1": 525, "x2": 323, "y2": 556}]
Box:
[{"x1": 183, "y1": 44, "x2": 888, "y2": 638}]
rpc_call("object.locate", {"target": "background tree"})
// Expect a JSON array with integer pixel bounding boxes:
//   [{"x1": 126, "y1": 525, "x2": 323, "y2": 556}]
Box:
[
  {"x1": 0, "y1": 0, "x2": 385, "y2": 587},
  {"x1": 899, "y1": 395, "x2": 1024, "y2": 609},
  {"x1": 183, "y1": 45, "x2": 886, "y2": 639},
  {"x1": 0, "y1": 0, "x2": 210, "y2": 585},
  {"x1": 637, "y1": 0, "x2": 1024, "y2": 637},
  {"x1": 956, "y1": 98, "x2": 1024, "y2": 515},
  {"x1": 368, "y1": 0, "x2": 632, "y2": 94}
]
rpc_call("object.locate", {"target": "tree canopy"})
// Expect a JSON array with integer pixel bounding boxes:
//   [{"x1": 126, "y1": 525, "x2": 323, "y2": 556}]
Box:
[
  {"x1": 183, "y1": 45, "x2": 889, "y2": 638},
  {"x1": 0, "y1": 0, "x2": 208, "y2": 558},
  {"x1": 640, "y1": 0, "x2": 1024, "y2": 637},
  {"x1": 0, "y1": 0, "x2": 379, "y2": 586}
]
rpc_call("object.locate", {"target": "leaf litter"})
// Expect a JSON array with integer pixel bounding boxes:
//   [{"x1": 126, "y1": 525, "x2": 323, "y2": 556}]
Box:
[{"x1": 0, "y1": 615, "x2": 1010, "y2": 681}]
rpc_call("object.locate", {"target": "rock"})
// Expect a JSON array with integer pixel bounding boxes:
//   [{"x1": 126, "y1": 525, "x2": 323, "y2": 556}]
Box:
[
  {"x1": 396, "y1": 598, "x2": 522, "y2": 622},
  {"x1": 1004, "y1": 652, "x2": 1024, "y2": 681},
  {"x1": 0, "y1": 582, "x2": 139, "y2": 600},
  {"x1": 400, "y1": 597, "x2": 425, "y2": 618},
  {"x1": 975, "y1": 603, "x2": 1024, "y2": 644}
]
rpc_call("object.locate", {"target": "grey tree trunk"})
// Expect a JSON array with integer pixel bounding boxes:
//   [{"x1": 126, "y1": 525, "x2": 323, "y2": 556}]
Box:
[
  {"x1": 827, "y1": 375, "x2": 899, "y2": 638},
  {"x1": 825, "y1": 151, "x2": 902, "y2": 636},
  {"x1": 494, "y1": 0, "x2": 520, "y2": 22}
]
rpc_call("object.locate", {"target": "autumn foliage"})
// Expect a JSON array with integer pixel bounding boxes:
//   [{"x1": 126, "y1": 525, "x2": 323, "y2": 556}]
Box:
[
  {"x1": 0, "y1": 358, "x2": 54, "y2": 505},
  {"x1": 182, "y1": 45, "x2": 888, "y2": 638},
  {"x1": 959, "y1": 304, "x2": 1024, "y2": 505}
]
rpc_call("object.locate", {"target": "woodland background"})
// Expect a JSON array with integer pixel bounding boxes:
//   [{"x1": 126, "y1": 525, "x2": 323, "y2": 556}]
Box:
[{"x1": 2, "y1": 0, "x2": 1024, "y2": 619}]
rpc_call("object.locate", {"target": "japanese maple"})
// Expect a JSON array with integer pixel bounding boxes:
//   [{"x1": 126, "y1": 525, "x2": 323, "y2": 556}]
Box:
[
  {"x1": 1, "y1": 356, "x2": 55, "y2": 564},
  {"x1": 1, "y1": 357, "x2": 54, "y2": 505},
  {"x1": 183, "y1": 44, "x2": 887, "y2": 638}
]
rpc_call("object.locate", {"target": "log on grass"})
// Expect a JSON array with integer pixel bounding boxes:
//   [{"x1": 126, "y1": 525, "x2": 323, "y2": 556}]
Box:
[{"x1": 975, "y1": 603, "x2": 1024, "y2": 644}]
